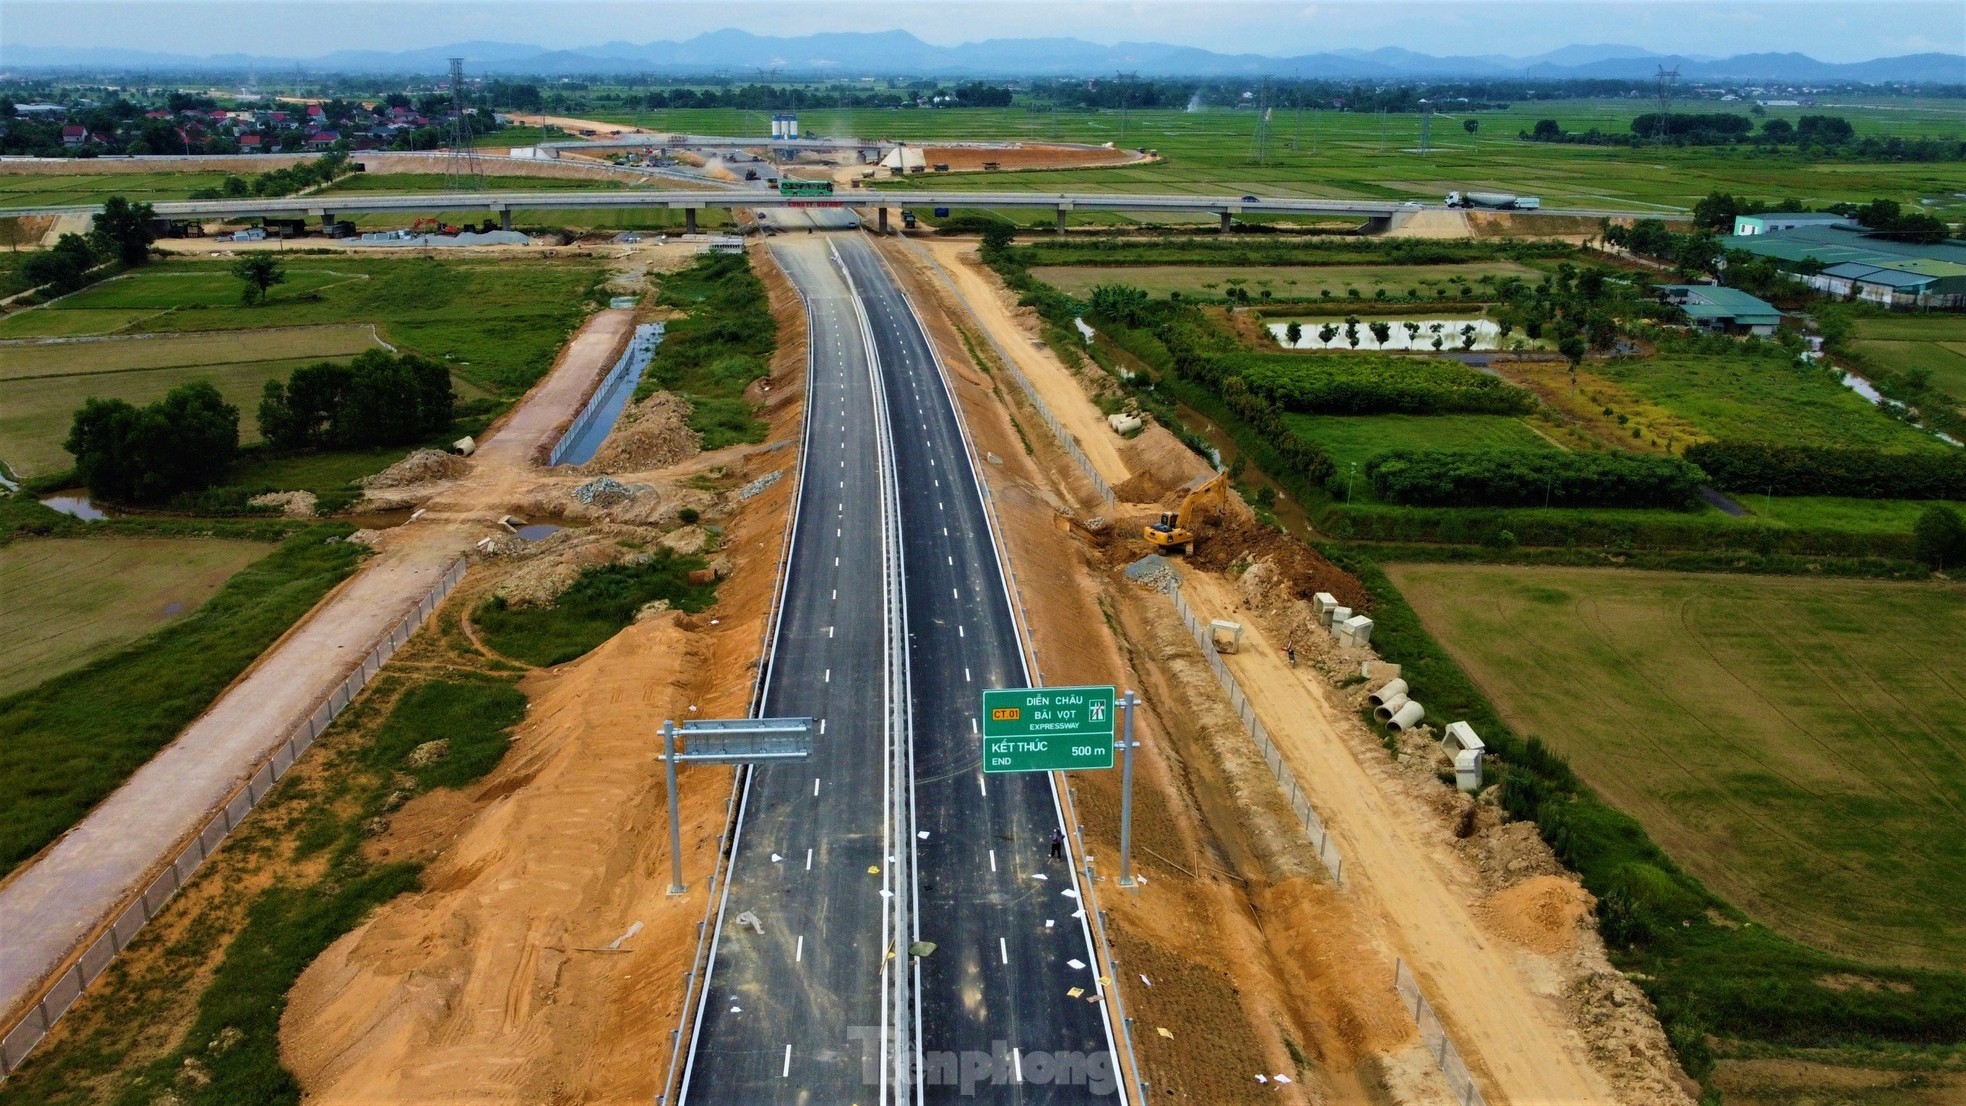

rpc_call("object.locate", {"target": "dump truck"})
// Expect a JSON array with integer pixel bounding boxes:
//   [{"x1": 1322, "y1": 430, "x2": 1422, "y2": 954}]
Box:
[
  {"x1": 1444, "y1": 191, "x2": 1540, "y2": 210},
  {"x1": 1143, "y1": 471, "x2": 1227, "y2": 554}
]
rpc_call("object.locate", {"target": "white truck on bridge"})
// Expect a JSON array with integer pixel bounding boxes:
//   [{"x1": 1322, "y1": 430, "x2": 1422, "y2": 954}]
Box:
[{"x1": 1445, "y1": 190, "x2": 1541, "y2": 210}]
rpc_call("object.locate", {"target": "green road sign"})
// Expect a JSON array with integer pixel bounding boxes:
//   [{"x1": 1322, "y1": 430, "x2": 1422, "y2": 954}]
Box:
[{"x1": 980, "y1": 685, "x2": 1116, "y2": 773}]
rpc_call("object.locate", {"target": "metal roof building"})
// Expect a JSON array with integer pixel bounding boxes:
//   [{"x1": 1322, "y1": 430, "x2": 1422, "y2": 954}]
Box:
[
  {"x1": 1658, "y1": 284, "x2": 1785, "y2": 335},
  {"x1": 1733, "y1": 212, "x2": 1854, "y2": 236},
  {"x1": 1723, "y1": 224, "x2": 1966, "y2": 309}
]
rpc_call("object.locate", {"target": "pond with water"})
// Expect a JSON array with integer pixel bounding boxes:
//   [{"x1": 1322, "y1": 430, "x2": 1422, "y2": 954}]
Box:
[
  {"x1": 1266, "y1": 317, "x2": 1548, "y2": 353},
  {"x1": 39, "y1": 493, "x2": 114, "y2": 521}
]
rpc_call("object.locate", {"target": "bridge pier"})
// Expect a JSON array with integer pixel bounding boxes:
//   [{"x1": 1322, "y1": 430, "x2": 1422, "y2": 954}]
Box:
[
  {"x1": 1056, "y1": 207, "x2": 1067, "y2": 235},
  {"x1": 1220, "y1": 211, "x2": 1233, "y2": 234},
  {"x1": 321, "y1": 212, "x2": 335, "y2": 233},
  {"x1": 877, "y1": 206, "x2": 889, "y2": 233},
  {"x1": 684, "y1": 207, "x2": 697, "y2": 234},
  {"x1": 499, "y1": 208, "x2": 512, "y2": 232}
]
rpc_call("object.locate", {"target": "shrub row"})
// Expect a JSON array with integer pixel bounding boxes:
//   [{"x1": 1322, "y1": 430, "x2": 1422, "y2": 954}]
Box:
[
  {"x1": 1319, "y1": 502, "x2": 1919, "y2": 560},
  {"x1": 1237, "y1": 356, "x2": 1538, "y2": 415},
  {"x1": 258, "y1": 350, "x2": 455, "y2": 452},
  {"x1": 1685, "y1": 441, "x2": 1966, "y2": 501},
  {"x1": 1007, "y1": 236, "x2": 1576, "y2": 268},
  {"x1": 1366, "y1": 449, "x2": 1707, "y2": 509},
  {"x1": 1220, "y1": 377, "x2": 1335, "y2": 486}
]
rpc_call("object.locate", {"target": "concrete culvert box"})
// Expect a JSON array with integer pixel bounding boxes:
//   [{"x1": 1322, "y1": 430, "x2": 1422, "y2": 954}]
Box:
[
  {"x1": 1455, "y1": 748, "x2": 1485, "y2": 792},
  {"x1": 1338, "y1": 615, "x2": 1374, "y2": 647},
  {"x1": 1313, "y1": 592, "x2": 1338, "y2": 621},
  {"x1": 1368, "y1": 678, "x2": 1409, "y2": 708},
  {"x1": 1325, "y1": 605, "x2": 1351, "y2": 630},
  {"x1": 1386, "y1": 700, "x2": 1426, "y2": 732},
  {"x1": 1373, "y1": 692, "x2": 1410, "y2": 722},
  {"x1": 1443, "y1": 721, "x2": 1486, "y2": 755}
]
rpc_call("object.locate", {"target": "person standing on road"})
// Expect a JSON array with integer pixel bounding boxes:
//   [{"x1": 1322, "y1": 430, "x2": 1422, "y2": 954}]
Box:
[
  {"x1": 1049, "y1": 828, "x2": 1065, "y2": 861},
  {"x1": 1287, "y1": 642, "x2": 1297, "y2": 668}
]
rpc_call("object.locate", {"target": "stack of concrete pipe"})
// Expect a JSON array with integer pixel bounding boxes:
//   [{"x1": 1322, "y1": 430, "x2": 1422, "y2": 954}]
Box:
[{"x1": 1368, "y1": 677, "x2": 1425, "y2": 732}]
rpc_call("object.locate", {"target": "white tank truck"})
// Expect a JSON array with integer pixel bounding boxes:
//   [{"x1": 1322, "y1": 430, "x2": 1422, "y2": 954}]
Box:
[{"x1": 1444, "y1": 190, "x2": 1541, "y2": 210}]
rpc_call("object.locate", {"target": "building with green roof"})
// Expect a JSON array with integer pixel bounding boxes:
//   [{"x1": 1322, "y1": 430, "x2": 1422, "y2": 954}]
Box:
[
  {"x1": 1658, "y1": 284, "x2": 1785, "y2": 335},
  {"x1": 1723, "y1": 224, "x2": 1966, "y2": 309}
]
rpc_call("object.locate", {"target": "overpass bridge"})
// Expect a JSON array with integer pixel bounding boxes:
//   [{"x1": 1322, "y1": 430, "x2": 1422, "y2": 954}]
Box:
[{"x1": 0, "y1": 188, "x2": 1647, "y2": 236}]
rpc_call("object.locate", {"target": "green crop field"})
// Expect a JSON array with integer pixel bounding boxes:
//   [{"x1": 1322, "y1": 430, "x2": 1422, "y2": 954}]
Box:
[
  {"x1": 0, "y1": 325, "x2": 390, "y2": 476},
  {"x1": 1849, "y1": 316, "x2": 1966, "y2": 414},
  {"x1": 1030, "y1": 260, "x2": 1540, "y2": 299},
  {"x1": 583, "y1": 102, "x2": 1966, "y2": 221},
  {"x1": 0, "y1": 257, "x2": 602, "y2": 395},
  {"x1": 317, "y1": 171, "x2": 637, "y2": 194},
  {"x1": 1385, "y1": 563, "x2": 1966, "y2": 970},
  {"x1": 0, "y1": 537, "x2": 271, "y2": 697},
  {"x1": 1286, "y1": 412, "x2": 1557, "y2": 481},
  {"x1": 0, "y1": 171, "x2": 245, "y2": 207},
  {"x1": 1747, "y1": 494, "x2": 1963, "y2": 533},
  {"x1": 1595, "y1": 353, "x2": 1942, "y2": 451}
]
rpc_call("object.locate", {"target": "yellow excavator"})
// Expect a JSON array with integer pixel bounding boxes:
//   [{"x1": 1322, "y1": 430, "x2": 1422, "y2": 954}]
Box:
[{"x1": 1143, "y1": 471, "x2": 1227, "y2": 554}]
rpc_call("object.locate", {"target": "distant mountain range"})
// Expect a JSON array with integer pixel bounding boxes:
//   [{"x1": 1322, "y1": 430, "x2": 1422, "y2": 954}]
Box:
[{"x1": 5, "y1": 31, "x2": 1962, "y2": 83}]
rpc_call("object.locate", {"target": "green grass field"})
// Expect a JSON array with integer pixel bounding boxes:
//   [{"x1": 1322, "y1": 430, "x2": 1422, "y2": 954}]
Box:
[
  {"x1": 1848, "y1": 316, "x2": 1966, "y2": 414},
  {"x1": 1286, "y1": 411, "x2": 1557, "y2": 478},
  {"x1": 1386, "y1": 563, "x2": 1966, "y2": 970},
  {"x1": 1748, "y1": 494, "x2": 1964, "y2": 533},
  {"x1": 0, "y1": 325, "x2": 394, "y2": 477},
  {"x1": 0, "y1": 170, "x2": 245, "y2": 207},
  {"x1": 0, "y1": 537, "x2": 271, "y2": 697},
  {"x1": 0, "y1": 525, "x2": 362, "y2": 876},
  {"x1": 474, "y1": 553, "x2": 716, "y2": 666},
  {"x1": 0, "y1": 257, "x2": 602, "y2": 396},
  {"x1": 1597, "y1": 353, "x2": 1940, "y2": 451},
  {"x1": 582, "y1": 101, "x2": 1965, "y2": 221},
  {"x1": 1030, "y1": 260, "x2": 1540, "y2": 299}
]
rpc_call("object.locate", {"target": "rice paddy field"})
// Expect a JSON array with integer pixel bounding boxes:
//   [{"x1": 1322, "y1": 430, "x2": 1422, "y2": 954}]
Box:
[
  {"x1": 0, "y1": 537, "x2": 272, "y2": 697},
  {"x1": 591, "y1": 100, "x2": 1966, "y2": 220},
  {"x1": 0, "y1": 325, "x2": 390, "y2": 476},
  {"x1": 1385, "y1": 563, "x2": 1966, "y2": 970}
]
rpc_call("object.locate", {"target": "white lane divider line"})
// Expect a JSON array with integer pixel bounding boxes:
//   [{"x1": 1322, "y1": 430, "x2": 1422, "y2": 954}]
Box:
[
  {"x1": 831, "y1": 589, "x2": 837, "y2": 600},
  {"x1": 806, "y1": 848, "x2": 814, "y2": 870},
  {"x1": 1000, "y1": 937, "x2": 1009, "y2": 965},
  {"x1": 825, "y1": 668, "x2": 831, "y2": 682},
  {"x1": 782, "y1": 1044, "x2": 792, "y2": 1077},
  {"x1": 964, "y1": 667, "x2": 972, "y2": 683},
  {"x1": 958, "y1": 625, "x2": 965, "y2": 638},
  {"x1": 813, "y1": 778, "x2": 821, "y2": 797},
  {"x1": 953, "y1": 588, "x2": 960, "y2": 599},
  {"x1": 970, "y1": 716, "x2": 977, "y2": 733},
  {"x1": 827, "y1": 626, "x2": 835, "y2": 638},
  {"x1": 796, "y1": 935, "x2": 805, "y2": 963},
  {"x1": 979, "y1": 775, "x2": 988, "y2": 797},
  {"x1": 1012, "y1": 1048, "x2": 1024, "y2": 1083},
  {"x1": 989, "y1": 848, "x2": 997, "y2": 872},
  {"x1": 819, "y1": 718, "x2": 827, "y2": 734}
]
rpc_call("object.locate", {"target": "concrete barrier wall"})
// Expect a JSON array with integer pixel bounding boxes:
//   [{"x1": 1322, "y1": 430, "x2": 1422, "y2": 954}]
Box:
[{"x1": 0, "y1": 556, "x2": 468, "y2": 1079}]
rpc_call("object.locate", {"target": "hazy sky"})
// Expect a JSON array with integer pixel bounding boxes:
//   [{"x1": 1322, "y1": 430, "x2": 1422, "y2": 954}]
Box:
[{"x1": 5, "y1": 1, "x2": 1964, "y2": 62}]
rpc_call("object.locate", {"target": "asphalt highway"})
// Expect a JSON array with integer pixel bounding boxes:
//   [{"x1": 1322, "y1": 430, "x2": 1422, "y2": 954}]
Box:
[
  {"x1": 681, "y1": 235, "x2": 899, "y2": 1104},
  {"x1": 836, "y1": 236, "x2": 1122, "y2": 1103}
]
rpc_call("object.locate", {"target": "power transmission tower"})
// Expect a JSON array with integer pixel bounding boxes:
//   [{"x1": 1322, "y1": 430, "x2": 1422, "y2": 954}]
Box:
[
  {"x1": 1653, "y1": 65, "x2": 1680, "y2": 145},
  {"x1": 444, "y1": 57, "x2": 485, "y2": 191},
  {"x1": 1248, "y1": 78, "x2": 1274, "y2": 164}
]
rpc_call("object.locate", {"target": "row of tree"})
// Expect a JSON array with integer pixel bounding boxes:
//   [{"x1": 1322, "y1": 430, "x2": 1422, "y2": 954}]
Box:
[
  {"x1": 186, "y1": 152, "x2": 352, "y2": 201},
  {"x1": 1366, "y1": 448, "x2": 1708, "y2": 509},
  {"x1": 259, "y1": 351, "x2": 456, "y2": 452},
  {"x1": 1684, "y1": 441, "x2": 1966, "y2": 501},
  {"x1": 20, "y1": 195, "x2": 158, "y2": 294},
  {"x1": 1525, "y1": 114, "x2": 1963, "y2": 160}
]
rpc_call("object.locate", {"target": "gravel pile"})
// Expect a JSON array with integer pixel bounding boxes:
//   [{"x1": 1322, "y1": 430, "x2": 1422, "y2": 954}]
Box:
[
  {"x1": 573, "y1": 476, "x2": 634, "y2": 506},
  {"x1": 1123, "y1": 554, "x2": 1180, "y2": 593},
  {"x1": 360, "y1": 449, "x2": 472, "y2": 489}
]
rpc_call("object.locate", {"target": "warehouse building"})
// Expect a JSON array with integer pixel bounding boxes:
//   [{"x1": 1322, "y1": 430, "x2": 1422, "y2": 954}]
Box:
[
  {"x1": 1723, "y1": 223, "x2": 1966, "y2": 310},
  {"x1": 1658, "y1": 284, "x2": 1785, "y2": 335},
  {"x1": 1732, "y1": 212, "x2": 1853, "y2": 236}
]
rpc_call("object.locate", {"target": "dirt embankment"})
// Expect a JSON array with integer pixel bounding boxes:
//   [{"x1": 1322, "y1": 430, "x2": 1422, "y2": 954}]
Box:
[{"x1": 277, "y1": 240, "x2": 811, "y2": 1105}]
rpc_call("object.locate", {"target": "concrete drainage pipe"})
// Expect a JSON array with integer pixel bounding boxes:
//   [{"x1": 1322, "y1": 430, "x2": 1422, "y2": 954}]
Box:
[
  {"x1": 1386, "y1": 700, "x2": 1426, "y2": 733},
  {"x1": 1368, "y1": 678, "x2": 1408, "y2": 707},
  {"x1": 1372, "y1": 692, "x2": 1410, "y2": 722}
]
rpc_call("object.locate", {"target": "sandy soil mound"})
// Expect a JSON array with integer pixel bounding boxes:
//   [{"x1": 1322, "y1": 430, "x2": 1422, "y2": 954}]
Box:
[
  {"x1": 280, "y1": 614, "x2": 727, "y2": 1105},
  {"x1": 1478, "y1": 875, "x2": 1595, "y2": 955},
  {"x1": 1114, "y1": 425, "x2": 1213, "y2": 503},
  {"x1": 248, "y1": 490, "x2": 318, "y2": 518},
  {"x1": 1385, "y1": 209, "x2": 1473, "y2": 239},
  {"x1": 360, "y1": 448, "x2": 472, "y2": 489},
  {"x1": 582, "y1": 391, "x2": 700, "y2": 473}
]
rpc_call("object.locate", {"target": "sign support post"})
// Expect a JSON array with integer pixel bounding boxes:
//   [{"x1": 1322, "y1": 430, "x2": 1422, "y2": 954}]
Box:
[
  {"x1": 664, "y1": 720, "x2": 685, "y2": 894},
  {"x1": 1117, "y1": 690, "x2": 1140, "y2": 888}
]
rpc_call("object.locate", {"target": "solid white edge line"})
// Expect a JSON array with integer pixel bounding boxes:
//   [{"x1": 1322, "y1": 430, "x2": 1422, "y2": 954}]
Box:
[{"x1": 861, "y1": 235, "x2": 1133, "y2": 1106}]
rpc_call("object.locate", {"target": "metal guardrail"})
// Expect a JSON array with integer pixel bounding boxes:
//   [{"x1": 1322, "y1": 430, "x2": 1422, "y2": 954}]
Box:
[
  {"x1": 1395, "y1": 958, "x2": 1489, "y2": 1106},
  {"x1": 0, "y1": 555, "x2": 468, "y2": 1078},
  {"x1": 1165, "y1": 587, "x2": 1345, "y2": 886}
]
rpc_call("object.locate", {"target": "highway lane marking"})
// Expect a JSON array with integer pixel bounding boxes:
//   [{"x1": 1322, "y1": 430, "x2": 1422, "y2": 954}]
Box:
[
  {"x1": 979, "y1": 775, "x2": 988, "y2": 797},
  {"x1": 989, "y1": 848, "x2": 997, "y2": 872},
  {"x1": 827, "y1": 626, "x2": 835, "y2": 637},
  {"x1": 795, "y1": 935, "x2": 804, "y2": 962},
  {"x1": 806, "y1": 848, "x2": 814, "y2": 869},
  {"x1": 831, "y1": 589, "x2": 837, "y2": 600},
  {"x1": 1000, "y1": 937, "x2": 1009, "y2": 965},
  {"x1": 958, "y1": 625, "x2": 965, "y2": 637},
  {"x1": 825, "y1": 668, "x2": 831, "y2": 682},
  {"x1": 782, "y1": 1044, "x2": 792, "y2": 1077},
  {"x1": 971, "y1": 716, "x2": 977, "y2": 732},
  {"x1": 947, "y1": 556, "x2": 953, "y2": 565},
  {"x1": 1013, "y1": 1048, "x2": 1024, "y2": 1083},
  {"x1": 814, "y1": 778, "x2": 821, "y2": 796},
  {"x1": 819, "y1": 718, "x2": 827, "y2": 733},
  {"x1": 953, "y1": 588, "x2": 960, "y2": 599},
  {"x1": 964, "y1": 667, "x2": 972, "y2": 682},
  {"x1": 835, "y1": 557, "x2": 840, "y2": 566}
]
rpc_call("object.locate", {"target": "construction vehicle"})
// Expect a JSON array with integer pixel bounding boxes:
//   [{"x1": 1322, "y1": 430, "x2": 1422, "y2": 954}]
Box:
[{"x1": 1143, "y1": 471, "x2": 1227, "y2": 554}]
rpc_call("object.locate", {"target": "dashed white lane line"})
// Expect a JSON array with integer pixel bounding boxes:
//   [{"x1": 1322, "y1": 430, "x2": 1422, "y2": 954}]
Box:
[
  {"x1": 979, "y1": 775, "x2": 987, "y2": 797},
  {"x1": 795, "y1": 935, "x2": 805, "y2": 962},
  {"x1": 819, "y1": 718, "x2": 827, "y2": 734},
  {"x1": 952, "y1": 588, "x2": 960, "y2": 599},
  {"x1": 989, "y1": 848, "x2": 997, "y2": 872},
  {"x1": 825, "y1": 668, "x2": 831, "y2": 682},
  {"x1": 813, "y1": 778, "x2": 821, "y2": 797},
  {"x1": 1013, "y1": 1048, "x2": 1024, "y2": 1083},
  {"x1": 806, "y1": 847, "x2": 814, "y2": 870},
  {"x1": 1000, "y1": 937, "x2": 1009, "y2": 965},
  {"x1": 783, "y1": 1044, "x2": 792, "y2": 1078},
  {"x1": 964, "y1": 667, "x2": 972, "y2": 683}
]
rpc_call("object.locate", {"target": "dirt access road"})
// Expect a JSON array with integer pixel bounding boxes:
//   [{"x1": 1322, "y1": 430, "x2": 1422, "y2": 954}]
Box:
[
  {"x1": 0, "y1": 309, "x2": 636, "y2": 1031},
  {"x1": 1178, "y1": 570, "x2": 1619, "y2": 1105}
]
